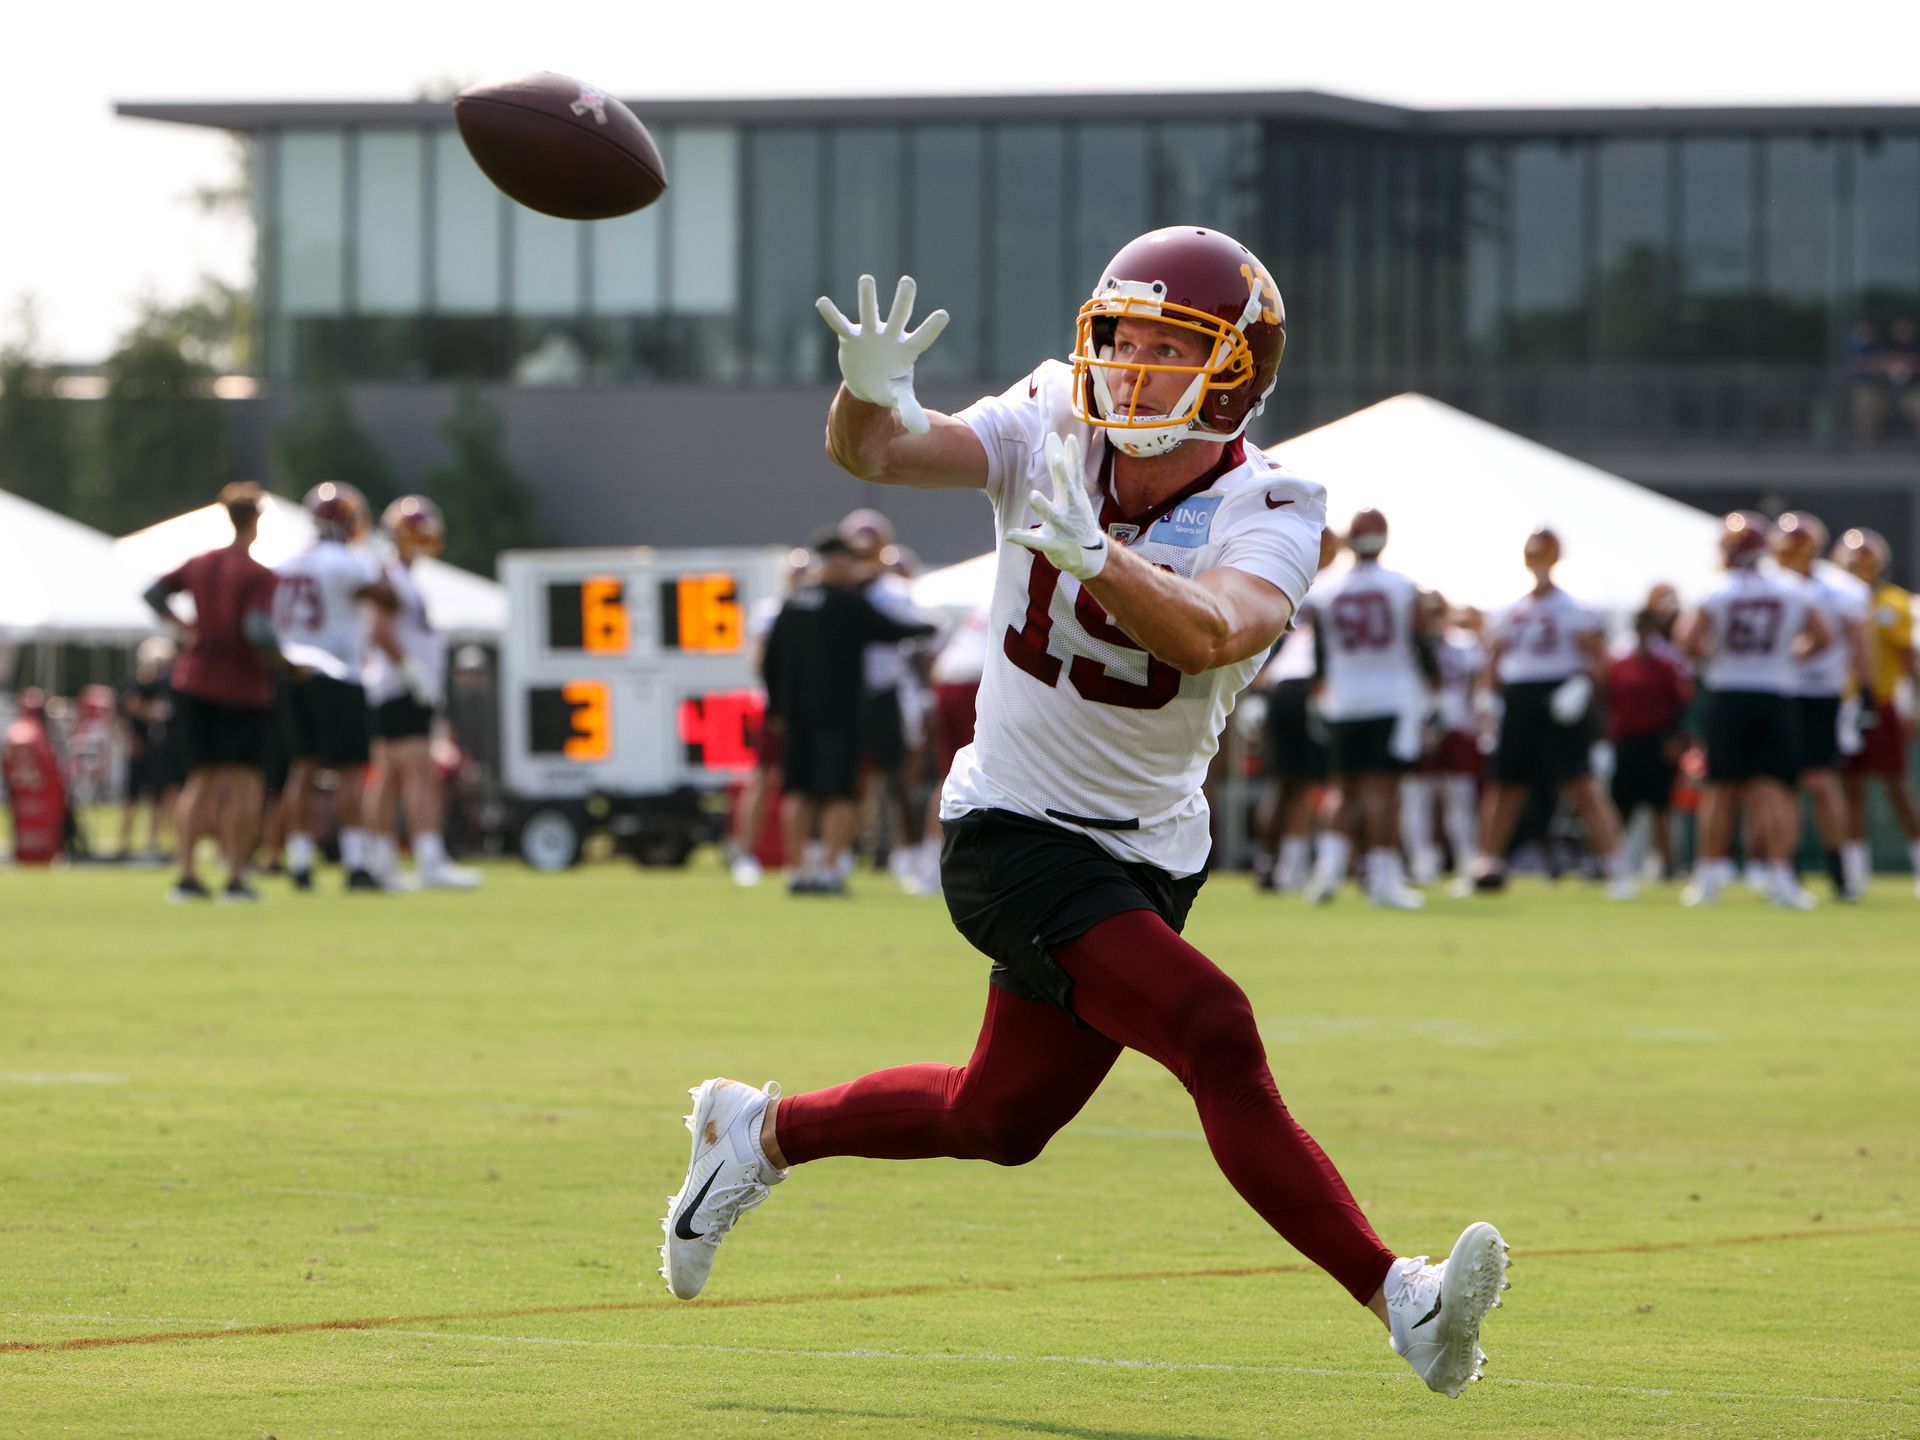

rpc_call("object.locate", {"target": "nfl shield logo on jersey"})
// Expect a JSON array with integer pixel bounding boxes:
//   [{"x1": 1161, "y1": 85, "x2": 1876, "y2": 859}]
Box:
[{"x1": 1107, "y1": 523, "x2": 1141, "y2": 544}]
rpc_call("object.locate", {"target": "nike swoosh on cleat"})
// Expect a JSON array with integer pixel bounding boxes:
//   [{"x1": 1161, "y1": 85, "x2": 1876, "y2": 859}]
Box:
[
  {"x1": 1411, "y1": 1294, "x2": 1443, "y2": 1329},
  {"x1": 672, "y1": 1166, "x2": 720, "y2": 1240}
]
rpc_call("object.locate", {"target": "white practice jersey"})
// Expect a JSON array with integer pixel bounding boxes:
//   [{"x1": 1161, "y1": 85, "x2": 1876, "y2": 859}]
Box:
[
  {"x1": 273, "y1": 540, "x2": 381, "y2": 680},
  {"x1": 1493, "y1": 587, "x2": 1604, "y2": 685},
  {"x1": 863, "y1": 571, "x2": 929, "y2": 693},
  {"x1": 943, "y1": 360, "x2": 1325, "y2": 877},
  {"x1": 1302, "y1": 560, "x2": 1425, "y2": 721},
  {"x1": 363, "y1": 560, "x2": 445, "y2": 707},
  {"x1": 1794, "y1": 566, "x2": 1869, "y2": 697},
  {"x1": 1697, "y1": 567, "x2": 1814, "y2": 696},
  {"x1": 1436, "y1": 629, "x2": 1486, "y2": 733}
]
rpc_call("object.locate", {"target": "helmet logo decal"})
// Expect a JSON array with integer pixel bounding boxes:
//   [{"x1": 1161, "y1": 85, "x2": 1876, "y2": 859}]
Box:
[{"x1": 1240, "y1": 262, "x2": 1281, "y2": 326}]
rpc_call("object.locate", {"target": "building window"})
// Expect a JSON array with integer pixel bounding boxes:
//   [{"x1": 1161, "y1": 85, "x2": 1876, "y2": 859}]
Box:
[
  {"x1": 909, "y1": 126, "x2": 984, "y2": 382},
  {"x1": 355, "y1": 129, "x2": 425, "y2": 312},
  {"x1": 990, "y1": 125, "x2": 1070, "y2": 381},
  {"x1": 1075, "y1": 123, "x2": 1150, "y2": 290},
  {"x1": 828, "y1": 128, "x2": 905, "y2": 299},
  {"x1": 1676, "y1": 138, "x2": 1756, "y2": 358},
  {"x1": 1508, "y1": 140, "x2": 1587, "y2": 362},
  {"x1": 746, "y1": 127, "x2": 824, "y2": 383},
  {"x1": 669, "y1": 127, "x2": 740, "y2": 316},
  {"x1": 432, "y1": 127, "x2": 503, "y2": 313},
  {"x1": 278, "y1": 128, "x2": 346, "y2": 315},
  {"x1": 1594, "y1": 139, "x2": 1669, "y2": 360},
  {"x1": 1758, "y1": 136, "x2": 1836, "y2": 361},
  {"x1": 1461, "y1": 143, "x2": 1508, "y2": 363}
]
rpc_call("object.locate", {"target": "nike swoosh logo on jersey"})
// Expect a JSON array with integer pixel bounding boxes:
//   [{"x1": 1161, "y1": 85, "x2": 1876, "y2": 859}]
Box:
[
  {"x1": 1028, "y1": 376, "x2": 1039, "y2": 398},
  {"x1": 1265, "y1": 493, "x2": 1293, "y2": 509},
  {"x1": 672, "y1": 1165, "x2": 721, "y2": 1240}
]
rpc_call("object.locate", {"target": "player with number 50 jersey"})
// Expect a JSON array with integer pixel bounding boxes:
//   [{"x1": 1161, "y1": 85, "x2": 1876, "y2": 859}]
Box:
[{"x1": 659, "y1": 227, "x2": 1511, "y2": 1402}]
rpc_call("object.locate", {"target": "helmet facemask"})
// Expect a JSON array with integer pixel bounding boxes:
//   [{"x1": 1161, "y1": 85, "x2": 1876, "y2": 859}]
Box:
[{"x1": 1071, "y1": 279, "x2": 1256, "y2": 458}]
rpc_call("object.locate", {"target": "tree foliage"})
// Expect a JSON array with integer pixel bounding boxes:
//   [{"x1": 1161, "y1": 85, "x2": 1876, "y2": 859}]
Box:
[
  {"x1": 271, "y1": 383, "x2": 397, "y2": 513},
  {"x1": 90, "y1": 312, "x2": 231, "y2": 533},
  {"x1": 423, "y1": 385, "x2": 543, "y2": 575},
  {"x1": 0, "y1": 305, "x2": 77, "y2": 514}
]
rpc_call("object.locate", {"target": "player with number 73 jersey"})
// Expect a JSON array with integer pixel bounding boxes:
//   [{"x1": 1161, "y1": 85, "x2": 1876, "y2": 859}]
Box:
[{"x1": 658, "y1": 227, "x2": 1511, "y2": 1403}]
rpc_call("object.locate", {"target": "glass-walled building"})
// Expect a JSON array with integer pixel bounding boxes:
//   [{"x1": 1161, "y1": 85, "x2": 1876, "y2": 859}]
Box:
[
  {"x1": 118, "y1": 92, "x2": 1920, "y2": 567},
  {"x1": 125, "y1": 91, "x2": 1920, "y2": 451}
]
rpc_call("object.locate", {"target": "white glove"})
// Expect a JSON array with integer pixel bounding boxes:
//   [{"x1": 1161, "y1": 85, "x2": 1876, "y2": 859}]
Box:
[
  {"x1": 1007, "y1": 433, "x2": 1108, "y2": 581},
  {"x1": 814, "y1": 274, "x2": 949, "y2": 435},
  {"x1": 1549, "y1": 672, "x2": 1592, "y2": 726}
]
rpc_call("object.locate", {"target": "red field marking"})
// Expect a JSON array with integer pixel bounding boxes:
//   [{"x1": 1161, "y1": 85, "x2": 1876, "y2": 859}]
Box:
[{"x1": 4, "y1": 1223, "x2": 1915, "y2": 1357}]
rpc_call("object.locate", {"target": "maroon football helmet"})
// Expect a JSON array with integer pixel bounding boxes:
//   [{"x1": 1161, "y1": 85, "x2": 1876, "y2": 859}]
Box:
[
  {"x1": 305, "y1": 481, "x2": 368, "y2": 542},
  {"x1": 1773, "y1": 510, "x2": 1827, "y2": 571},
  {"x1": 382, "y1": 495, "x2": 446, "y2": 559},
  {"x1": 1071, "y1": 227, "x2": 1286, "y2": 457},
  {"x1": 1348, "y1": 508, "x2": 1389, "y2": 557},
  {"x1": 1720, "y1": 511, "x2": 1773, "y2": 568}
]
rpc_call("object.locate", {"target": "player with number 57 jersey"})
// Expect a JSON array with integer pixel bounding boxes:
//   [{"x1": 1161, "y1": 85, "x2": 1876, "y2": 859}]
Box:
[{"x1": 661, "y1": 228, "x2": 1511, "y2": 1404}]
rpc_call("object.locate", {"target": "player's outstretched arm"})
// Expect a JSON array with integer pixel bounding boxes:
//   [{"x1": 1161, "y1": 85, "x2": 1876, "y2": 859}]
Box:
[
  {"x1": 818, "y1": 274, "x2": 987, "y2": 491},
  {"x1": 1011, "y1": 434, "x2": 1291, "y2": 676}
]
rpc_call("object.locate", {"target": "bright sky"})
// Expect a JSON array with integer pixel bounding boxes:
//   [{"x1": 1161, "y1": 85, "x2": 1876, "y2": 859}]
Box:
[{"x1": 8, "y1": 0, "x2": 1919, "y2": 364}]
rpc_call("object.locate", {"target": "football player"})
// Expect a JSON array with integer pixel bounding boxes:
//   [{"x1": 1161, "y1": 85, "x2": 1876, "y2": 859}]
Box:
[
  {"x1": 1835, "y1": 527, "x2": 1920, "y2": 894},
  {"x1": 727, "y1": 546, "x2": 811, "y2": 888},
  {"x1": 1250, "y1": 525, "x2": 1340, "y2": 892},
  {"x1": 363, "y1": 497, "x2": 478, "y2": 891},
  {"x1": 1299, "y1": 509, "x2": 1432, "y2": 908},
  {"x1": 661, "y1": 233, "x2": 1509, "y2": 1399},
  {"x1": 1774, "y1": 513, "x2": 1872, "y2": 899},
  {"x1": 1427, "y1": 602, "x2": 1489, "y2": 880},
  {"x1": 1467, "y1": 529, "x2": 1634, "y2": 899},
  {"x1": 1678, "y1": 514, "x2": 1831, "y2": 908},
  {"x1": 273, "y1": 482, "x2": 395, "y2": 892}
]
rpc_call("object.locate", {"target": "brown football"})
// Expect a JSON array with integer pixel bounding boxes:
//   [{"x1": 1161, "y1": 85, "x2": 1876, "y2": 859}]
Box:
[{"x1": 453, "y1": 72, "x2": 667, "y2": 221}]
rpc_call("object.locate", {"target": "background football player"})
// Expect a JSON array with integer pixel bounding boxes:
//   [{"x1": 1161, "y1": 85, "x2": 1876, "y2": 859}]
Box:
[
  {"x1": 1678, "y1": 513, "x2": 1831, "y2": 909},
  {"x1": 661, "y1": 231, "x2": 1509, "y2": 1400},
  {"x1": 1834, "y1": 527, "x2": 1920, "y2": 895}
]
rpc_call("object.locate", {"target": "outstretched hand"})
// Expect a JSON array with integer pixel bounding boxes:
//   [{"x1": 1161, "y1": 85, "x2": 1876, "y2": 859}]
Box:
[
  {"x1": 1008, "y1": 433, "x2": 1108, "y2": 581},
  {"x1": 815, "y1": 275, "x2": 950, "y2": 435}
]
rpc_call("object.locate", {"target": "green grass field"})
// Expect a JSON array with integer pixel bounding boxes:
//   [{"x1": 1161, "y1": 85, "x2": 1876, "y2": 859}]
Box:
[{"x1": 1, "y1": 859, "x2": 1914, "y2": 1438}]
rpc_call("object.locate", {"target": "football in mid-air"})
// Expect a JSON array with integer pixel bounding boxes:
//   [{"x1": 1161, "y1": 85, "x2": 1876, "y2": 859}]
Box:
[{"x1": 453, "y1": 72, "x2": 667, "y2": 221}]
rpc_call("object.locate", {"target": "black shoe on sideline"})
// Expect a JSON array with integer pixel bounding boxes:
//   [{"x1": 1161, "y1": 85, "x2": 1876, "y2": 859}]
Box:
[
  {"x1": 167, "y1": 876, "x2": 212, "y2": 904},
  {"x1": 346, "y1": 868, "x2": 387, "y2": 893},
  {"x1": 219, "y1": 880, "x2": 262, "y2": 904},
  {"x1": 290, "y1": 869, "x2": 314, "y2": 892}
]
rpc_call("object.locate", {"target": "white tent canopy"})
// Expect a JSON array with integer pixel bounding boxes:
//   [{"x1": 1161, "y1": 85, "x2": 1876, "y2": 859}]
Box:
[
  {"x1": 913, "y1": 394, "x2": 1725, "y2": 619},
  {"x1": 0, "y1": 488, "x2": 160, "y2": 641},
  {"x1": 114, "y1": 495, "x2": 509, "y2": 641}
]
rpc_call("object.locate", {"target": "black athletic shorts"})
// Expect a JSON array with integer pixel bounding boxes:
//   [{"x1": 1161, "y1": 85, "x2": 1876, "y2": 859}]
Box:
[
  {"x1": 1795, "y1": 695, "x2": 1841, "y2": 774},
  {"x1": 1703, "y1": 689, "x2": 1798, "y2": 785},
  {"x1": 1265, "y1": 679, "x2": 1329, "y2": 782},
  {"x1": 286, "y1": 674, "x2": 372, "y2": 768},
  {"x1": 172, "y1": 691, "x2": 273, "y2": 774},
  {"x1": 1327, "y1": 714, "x2": 1408, "y2": 776},
  {"x1": 1610, "y1": 732, "x2": 1677, "y2": 815},
  {"x1": 782, "y1": 721, "x2": 861, "y2": 800},
  {"x1": 860, "y1": 688, "x2": 906, "y2": 769},
  {"x1": 941, "y1": 807, "x2": 1207, "y2": 1021},
  {"x1": 1492, "y1": 680, "x2": 1591, "y2": 788},
  {"x1": 371, "y1": 695, "x2": 433, "y2": 742}
]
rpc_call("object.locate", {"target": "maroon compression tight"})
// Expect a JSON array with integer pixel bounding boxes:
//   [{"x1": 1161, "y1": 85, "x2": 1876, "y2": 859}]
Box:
[{"x1": 773, "y1": 908, "x2": 1397, "y2": 1305}]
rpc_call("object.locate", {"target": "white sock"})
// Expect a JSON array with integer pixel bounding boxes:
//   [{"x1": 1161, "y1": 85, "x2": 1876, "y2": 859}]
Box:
[
  {"x1": 1400, "y1": 780, "x2": 1433, "y2": 858},
  {"x1": 286, "y1": 833, "x2": 316, "y2": 873},
  {"x1": 1842, "y1": 841, "x2": 1869, "y2": 894},
  {"x1": 1313, "y1": 831, "x2": 1351, "y2": 884},
  {"x1": 339, "y1": 827, "x2": 366, "y2": 872},
  {"x1": 1767, "y1": 861, "x2": 1797, "y2": 898},
  {"x1": 415, "y1": 831, "x2": 447, "y2": 870},
  {"x1": 1277, "y1": 836, "x2": 1310, "y2": 887},
  {"x1": 1604, "y1": 848, "x2": 1630, "y2": 883},
  {"x1": 1441, "y1": 776, "x2": 1480, "y2": 873},
  {"x1": 802, "y1": 841, "x2": 826, "y2": 878},
  {"x1": 369, "y1": 834, "x2": 397, "y2": 879},
  {"x1": 729, "y1": 1089, "x2": 784, "y2": 1180}
]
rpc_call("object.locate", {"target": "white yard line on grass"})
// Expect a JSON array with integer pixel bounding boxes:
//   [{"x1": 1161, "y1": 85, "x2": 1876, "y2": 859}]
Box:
[{"x1": 359, "y1": 1330, "x2": 1908, "y2": 1410}]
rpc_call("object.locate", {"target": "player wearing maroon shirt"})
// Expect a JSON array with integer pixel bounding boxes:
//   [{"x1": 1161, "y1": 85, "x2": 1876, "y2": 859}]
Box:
[
  {"x1": 143, "y1": 483, "x2": 281, "y2": 903},
  {"x1": 1606, "y1": 610, "x2": 1693, "y2": 881}
]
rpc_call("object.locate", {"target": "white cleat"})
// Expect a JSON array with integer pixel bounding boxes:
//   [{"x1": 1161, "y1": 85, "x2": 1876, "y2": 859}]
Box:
[
  {"x1": 418, "y1": 861, "x2": 482, "y2": 890},
  {"x1": 729, "y1": 854, "x2": 763, "y2": 888},
  {"x1": 1768, "y1": 882, "x2": 1819, "y2": 911},
  {"x1": 1605, "y1": 878, "x2": 1638, "y2": 902},
  {"x1": 1387, "y1": 1221, "x2": 1510, "y2": 1398},
  {"x1": 1679, "y1": 880, "x2": 1719, "y2": 907},
  {"x1": 1301, "y1": 873, "x2": 1339, "y2": 905},
  {"x1": 659, "y1": 1077, "x2": 784, "y2": 1300},
  {"x1": 1369, "y1": 882, "x2": 1427, "y2": 911}
]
